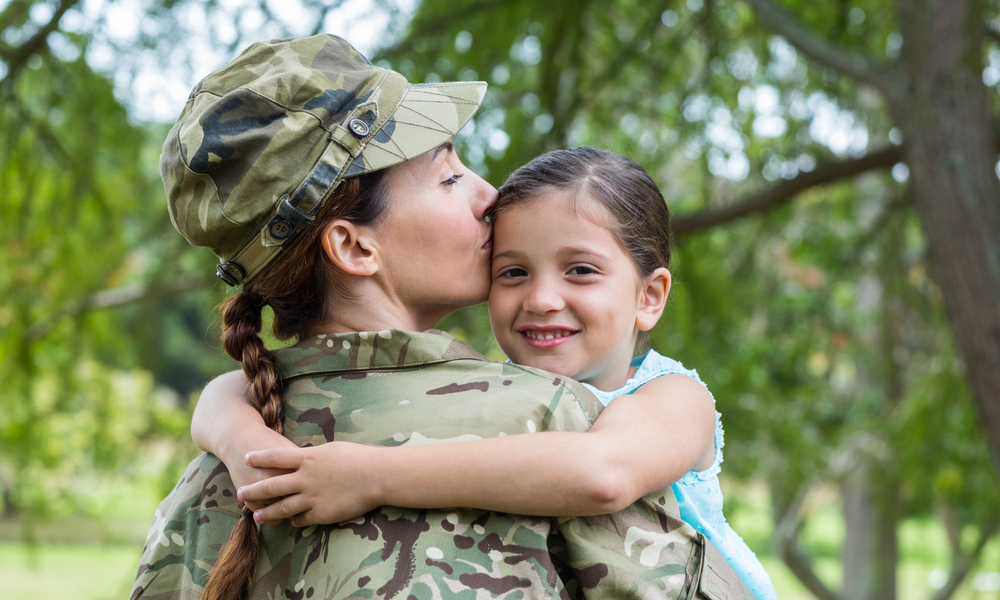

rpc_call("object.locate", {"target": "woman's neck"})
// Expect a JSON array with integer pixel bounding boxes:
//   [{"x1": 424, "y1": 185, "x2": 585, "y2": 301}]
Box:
[{"x1": 306, "y1": 279, "x2": 452, "y2": 336}]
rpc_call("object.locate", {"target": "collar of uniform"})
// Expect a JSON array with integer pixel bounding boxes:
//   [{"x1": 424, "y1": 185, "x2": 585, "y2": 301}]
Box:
[{"x1": 275, "y1": 329, "x2": 486, "y2": 382}]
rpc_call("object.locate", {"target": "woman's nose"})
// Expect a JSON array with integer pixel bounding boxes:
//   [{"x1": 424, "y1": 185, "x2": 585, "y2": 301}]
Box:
[{"x1": 472, "y1": 171, "x2": 499, "y2": 219}]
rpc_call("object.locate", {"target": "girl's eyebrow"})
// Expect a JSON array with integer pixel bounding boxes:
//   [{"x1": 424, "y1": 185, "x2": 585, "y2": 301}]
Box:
[
  {"x1": 493, "y1": 247, "x2": 610, "y2": 261},
  {"x1": 560, "y1": 247, "x2": 611, "y2": 261},
  {"x1": 492, "y1": 249, "x2": 524, "y2": 261}
]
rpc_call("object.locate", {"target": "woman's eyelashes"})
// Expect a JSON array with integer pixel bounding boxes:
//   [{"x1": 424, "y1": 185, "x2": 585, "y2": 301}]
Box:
[{"x1": 442, "y1": 173, "x2": 464, "y2": 188}]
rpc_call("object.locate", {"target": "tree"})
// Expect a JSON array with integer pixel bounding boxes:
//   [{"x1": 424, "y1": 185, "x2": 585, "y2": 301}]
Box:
[
  {"x1": 746, "y1": 0, "x2": 1000, "y2": 503},
  {"x1": 381, "y1": 1, "x2": 1000, "y2": 598}
]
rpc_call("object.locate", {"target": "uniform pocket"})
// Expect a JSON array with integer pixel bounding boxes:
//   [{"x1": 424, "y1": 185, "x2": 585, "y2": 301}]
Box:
[{"x1": 692, "y1": 534, "x2": 755, "y2": 600}]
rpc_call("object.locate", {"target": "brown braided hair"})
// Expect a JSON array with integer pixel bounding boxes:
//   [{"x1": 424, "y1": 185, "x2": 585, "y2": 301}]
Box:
[{"x1": 200, "y1": 170, "x2": 391, "y2": 600}]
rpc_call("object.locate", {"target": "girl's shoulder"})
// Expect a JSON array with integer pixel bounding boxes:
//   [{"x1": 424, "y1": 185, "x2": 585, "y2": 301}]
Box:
[
  {"x1": 630, "y1": 352, "x2": 725, "y2": 479},
  {"x1": 584, "y1": 350, "x2": 713, "y2": 406},
  {"x1": 633, "y1": 350, "x2": 697, "y2": 382},
  {"x1": 629, "y1": 350, "x2": 710, "y2": 396}
]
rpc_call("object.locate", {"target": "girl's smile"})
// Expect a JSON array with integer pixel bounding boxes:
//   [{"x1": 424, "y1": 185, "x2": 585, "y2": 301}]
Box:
[{"x1": 519, "y1": 326, "x2": 579, "y2": 348}]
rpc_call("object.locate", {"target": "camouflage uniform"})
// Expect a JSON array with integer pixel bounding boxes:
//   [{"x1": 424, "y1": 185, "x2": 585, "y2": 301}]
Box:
[{"x1": 132, "y1": 330, "x2": 752, "y2": 600}]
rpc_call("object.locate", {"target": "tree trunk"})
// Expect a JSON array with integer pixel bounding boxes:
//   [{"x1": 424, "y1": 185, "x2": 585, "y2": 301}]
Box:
[
  {"x1": 842, "y1": 460, "x2": 898, "y2": 600},
  {"x1": 890, "y1": 0, "x2": 1000, "y2": 482}
]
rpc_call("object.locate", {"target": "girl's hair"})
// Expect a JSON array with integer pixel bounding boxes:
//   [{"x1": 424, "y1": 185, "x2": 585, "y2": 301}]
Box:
[
  {"x1": 496, "y1": 146, "x2": 671, "y2": 350},
  {"x1": 201, "y1": 169, "x2": 391, "y2": 600}
]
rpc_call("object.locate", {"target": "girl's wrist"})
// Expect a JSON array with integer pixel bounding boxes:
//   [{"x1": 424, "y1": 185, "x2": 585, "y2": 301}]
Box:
[
  {"x1": 216, "y1": 430, "x2": 253, "y2": 471},
  {"x1": 222, "y1": 423, "x2": 288, "y2": 467}
]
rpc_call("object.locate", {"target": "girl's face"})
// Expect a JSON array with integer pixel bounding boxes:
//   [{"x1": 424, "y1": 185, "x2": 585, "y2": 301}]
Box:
[
  {"x1": 488, "y1": 193, "x2": 660, "y2": 392},
  {"x1": 378, "y1": 142, "x2": 498, "y2": 327}
]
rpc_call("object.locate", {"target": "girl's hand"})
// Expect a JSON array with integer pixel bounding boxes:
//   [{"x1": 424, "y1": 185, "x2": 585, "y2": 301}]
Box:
[
  {"x1": 191, "y1": 370, "x2": 295, "y2": 517},
  {"x1": 222, "y1": 427, "x2": 297, "y2": 519},
  {"x1": 238, "y1": 442, "x2": 382, "y2": 527}
]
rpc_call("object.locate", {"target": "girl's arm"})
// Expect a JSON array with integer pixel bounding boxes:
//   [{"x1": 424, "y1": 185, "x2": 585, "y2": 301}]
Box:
[
  {"x1": 239, "y1": 373, "x2": 716, "y2": 526},
  {"x1": 191, "y1": 371, "x2": 297, "y2": 511}
]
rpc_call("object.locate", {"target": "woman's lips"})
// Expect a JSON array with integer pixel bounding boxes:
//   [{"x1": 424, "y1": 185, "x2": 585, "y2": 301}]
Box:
[{"x1": 519, "y1": 328, "x2": 577, "y2": 349}]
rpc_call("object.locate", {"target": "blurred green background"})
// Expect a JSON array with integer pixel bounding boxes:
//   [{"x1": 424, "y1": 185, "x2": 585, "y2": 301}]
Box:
[{"x1": 2, "y1": 0, "x2": 999, "y2": 598}]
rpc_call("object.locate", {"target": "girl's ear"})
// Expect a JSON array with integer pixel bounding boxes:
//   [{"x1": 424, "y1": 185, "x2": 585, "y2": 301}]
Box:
[
  {"x1": 321, "y1": 219, "x2": 380, "y2": 277},
  {"x1": 636, "y1": 267, "x2": 671, "y2": 331}
]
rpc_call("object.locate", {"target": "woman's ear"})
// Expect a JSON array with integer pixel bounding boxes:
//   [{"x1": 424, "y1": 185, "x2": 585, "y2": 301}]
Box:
[
  {"x1": 321, "y1": 219, "x2": 380, "y2": 277},
  {"x1": 636, "y1": 267, "x2": 671, "y2": 331}
]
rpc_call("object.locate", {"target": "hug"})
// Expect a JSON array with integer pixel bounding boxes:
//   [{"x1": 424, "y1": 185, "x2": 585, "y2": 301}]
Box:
[{"x1": 132, "y1": 33, "x2": 771, "y2": 600}]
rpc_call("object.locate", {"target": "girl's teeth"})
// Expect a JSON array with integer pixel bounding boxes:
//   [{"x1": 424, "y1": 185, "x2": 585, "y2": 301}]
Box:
[{"x1": 528, "y1": 330, "x2": 569, "y2": 340}]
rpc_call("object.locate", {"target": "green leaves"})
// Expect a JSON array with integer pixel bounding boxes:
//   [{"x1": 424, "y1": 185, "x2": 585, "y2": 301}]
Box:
[{"x1": 0, "y1": 23, "x2": 215, "y2": 519}]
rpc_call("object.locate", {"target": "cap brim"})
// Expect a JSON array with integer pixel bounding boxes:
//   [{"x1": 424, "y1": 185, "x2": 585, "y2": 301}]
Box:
[{"x1": 355, "y1": 81, "x2": 487, "y2": 173}]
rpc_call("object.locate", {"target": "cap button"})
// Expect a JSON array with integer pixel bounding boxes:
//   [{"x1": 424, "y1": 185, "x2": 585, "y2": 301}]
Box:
[
  {"x1": 348, "y1": 118, "x2": 370, "y2": 137},
  {"x1": 269, "y1": 218, "x2": 293, "y2": 239}
]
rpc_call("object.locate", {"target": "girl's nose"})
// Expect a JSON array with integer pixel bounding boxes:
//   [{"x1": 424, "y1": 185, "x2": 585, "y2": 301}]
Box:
[{"x1": 523, "y1": 281, "x2": 565, "y2": 314}]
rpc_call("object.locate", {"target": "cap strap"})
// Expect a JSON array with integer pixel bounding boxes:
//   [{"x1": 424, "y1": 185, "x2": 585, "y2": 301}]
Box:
[
  {"x1": 217, "y1": 70, "x2": 413, "y2": 287},
  {"x1": 330, "y1": 126, "x2": 363, "y2": 156}
]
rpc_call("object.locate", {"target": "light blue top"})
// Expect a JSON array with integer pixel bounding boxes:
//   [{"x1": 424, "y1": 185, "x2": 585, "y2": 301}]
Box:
[{"x1": 582, "y1": 350, "x2": 777, "y2": 600}]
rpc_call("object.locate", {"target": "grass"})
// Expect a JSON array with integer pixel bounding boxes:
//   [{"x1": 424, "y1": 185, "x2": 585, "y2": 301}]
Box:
[
  {"x1": 724, "y1": 480, "x2": 1000, "y2": 600},
  {"x1": 1, "y1": 542, "x2": 140, "y2": 600}
]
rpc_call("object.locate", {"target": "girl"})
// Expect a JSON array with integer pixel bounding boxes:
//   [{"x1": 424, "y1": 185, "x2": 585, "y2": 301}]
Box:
[{"x1": 195, "y1": 146, "x2": 776, "y2": 600}]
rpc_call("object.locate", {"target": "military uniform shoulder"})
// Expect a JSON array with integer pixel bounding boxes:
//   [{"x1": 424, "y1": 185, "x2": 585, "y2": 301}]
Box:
[
  {"x1": 498, "y1": 362, "x2": 603, "y2": 423},
  {"x1": 275, "y1": 329, "x2": 485, "y2": 380}
]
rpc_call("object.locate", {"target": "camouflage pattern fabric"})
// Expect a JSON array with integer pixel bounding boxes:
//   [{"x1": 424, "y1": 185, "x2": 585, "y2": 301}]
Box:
[
  {"x1": 132, "y1": 330, "x2": 752, "y2": 599},
  {"x1": 161, "y1": 34, "x2": 486, "y2": 285}
]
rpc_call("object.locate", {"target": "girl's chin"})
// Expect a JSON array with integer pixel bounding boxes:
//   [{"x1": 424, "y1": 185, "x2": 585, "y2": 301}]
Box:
[{"x1": 513, "y1": 354, "x2": 580, "y2": 379}]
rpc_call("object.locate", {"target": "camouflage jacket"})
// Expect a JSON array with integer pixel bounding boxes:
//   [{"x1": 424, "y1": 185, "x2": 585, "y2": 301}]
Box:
[{"x1": 132, "y1": 329, "x2": 751, "y2": 600}]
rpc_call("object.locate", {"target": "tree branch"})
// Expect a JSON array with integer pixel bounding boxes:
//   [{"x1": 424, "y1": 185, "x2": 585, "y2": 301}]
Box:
[
  {"x1": 931, "y1": 511, "x2": 1000, "y2": 600},
  {"x1": 939, "y1": 504, "x2": 963, "y2": 557},
  {"x1": 26, "y1": 273, "x2": 213, "y2": 342},
  {"x1": 0, "y1": 0, "x2": 81, "y2": 88},
  {"x1": 673, "y1": 117, "x2": 1000, "y2": 237},
  {"x1": 6, "y1": 94, "x2": 74, "y2": 163},
  {"x1": 672, "y1": 146, "x2": 902, "y2": 236},
  {"x1": 309, "y1": 1, "x2": 350, "y2": 37},
  {"x1": 986, "y1": 25, "x2": 1000, "y2": 47},
  {"x1": 773, "y1": 480, "x2": 842, "y2": 600},
  {"x1": 372, "y1": 0, "x2": 512, "y2": 60},
  {"x1": 742, "y1": 0, "x2": 890, "y2": 94}
]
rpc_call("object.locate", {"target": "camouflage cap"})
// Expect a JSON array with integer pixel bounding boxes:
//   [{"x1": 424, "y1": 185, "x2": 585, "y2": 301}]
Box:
[{"x1": 161, "y1": 34, "x2": 486, "y2": 286}]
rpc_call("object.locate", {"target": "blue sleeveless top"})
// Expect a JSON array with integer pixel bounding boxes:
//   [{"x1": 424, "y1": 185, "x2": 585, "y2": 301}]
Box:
[{"x1": 582, "y1": 350, "x2": 777, "y2": 600}]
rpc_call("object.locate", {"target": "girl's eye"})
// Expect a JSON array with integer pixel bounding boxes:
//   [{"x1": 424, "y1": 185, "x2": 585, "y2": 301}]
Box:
[
  {"x1": 497, "y1": 267, "x2": 528, "y2": 279},
  {"x1": 568, "y1": 265, "x2": 597, "y2": 276},
  {"x1": 442, "y1": 173, "x2": 464, "y2": 187}
]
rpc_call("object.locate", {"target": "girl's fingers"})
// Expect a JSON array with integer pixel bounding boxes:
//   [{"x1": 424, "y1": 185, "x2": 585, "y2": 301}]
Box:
[
  {"x1": 242, "y1": 499, "x2": 269, "y2": 512},
  {"x1": 290, "y1": 510, "x2": 320, "y2": 528},
  {"x1": 245, "y1": 447, "x2": 303, "y2": 470},
  {"x1": 253, "y1": 494, "x2": 308, "y2": 523},
  {"x1": 238, "y1": 473, "x2": 300, "y2": 503}
]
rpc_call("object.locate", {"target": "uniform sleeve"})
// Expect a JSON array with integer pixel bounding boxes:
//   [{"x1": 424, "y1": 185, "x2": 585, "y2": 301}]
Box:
[
  {"x1": 131, "y1": 454, "x2": 240, "y2": 599},
  {"x1": 552, "y1": 488, "x2": 698, "y2": 598}
]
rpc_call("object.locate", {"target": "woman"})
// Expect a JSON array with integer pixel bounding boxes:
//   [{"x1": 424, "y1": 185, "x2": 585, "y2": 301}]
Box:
[{"x1": 132, "y1": 33, "x2": 750, "y2": 600}]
